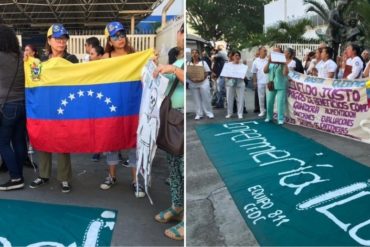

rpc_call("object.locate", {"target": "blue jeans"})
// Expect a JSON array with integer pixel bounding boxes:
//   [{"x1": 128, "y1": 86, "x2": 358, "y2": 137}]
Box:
[{"x1": 0, "y1": 100, "x2": 27, "y2": 179}]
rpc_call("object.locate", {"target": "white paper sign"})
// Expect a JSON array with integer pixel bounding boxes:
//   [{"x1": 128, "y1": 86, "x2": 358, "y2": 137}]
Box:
[
  {"x1": 220, "y1": 63, "x2": 248, "y2": 79},
  {"x1": 271, "y1": 51, "x2": 287, "y2": 63},
  {"x1": 136, "y1": 60, "x2": 169, "y2": 204}
]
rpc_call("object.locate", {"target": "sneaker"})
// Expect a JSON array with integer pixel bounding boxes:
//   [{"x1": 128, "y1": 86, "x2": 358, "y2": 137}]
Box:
[
  {"x1": 207, "y1": 114, "x2": 214, "y2": 119},
  {"x1": 132, "y1": 183, "x2": 146, "y2": 198},
  {"x1": 29, "y1": 177, "x2": 49, "y2": 188},
  {"x1": 194, "y1": 115, "x2": 202, "y2": 120},
  {"x1": 100, "y1": 176, "x2": 117, "y2": 190},
  {"x1": 278, "y1": 120, "x2": 284, "y2": 125},
  {"x1": 91, "y1": 153, "x2": 100, "y2": 162},
  {"x1": 225, "y1": 114, "x2": 232, "y2": 119},
  {"x1": 121, "y1": 159, "x2": 130, "y2": 167},
  {"x1": 61, "y1": 181, "x2": 71, "y2": 193},
  {"x1": 265, "y1": 118, "x2": 271, "y2": 122},
  {"x1": 0, "y1": 178, "x2": 24, "y2": 191},
  {"x1": 258, "y1": 111, "x2": 266, "y2": 117},
  {"x1": 238, "y1": 114, "x2": 243, "y2": 119}
]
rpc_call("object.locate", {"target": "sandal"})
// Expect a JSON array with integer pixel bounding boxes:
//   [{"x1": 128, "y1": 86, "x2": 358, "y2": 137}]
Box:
[
  {"x1": 164, "y1": 221, "x2": 184, "y2": 241},
  {"x1": 155, "y1": 207, "x2": 183, "y2": 223}
]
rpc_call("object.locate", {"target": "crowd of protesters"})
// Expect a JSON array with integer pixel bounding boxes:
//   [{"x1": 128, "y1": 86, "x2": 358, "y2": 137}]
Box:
[
  {"x1": 0, "y1": 21, "x2": 184, "y2": 241},
  {"x1": 187, "y1": 42, "x2": 370, "y2": 125}
]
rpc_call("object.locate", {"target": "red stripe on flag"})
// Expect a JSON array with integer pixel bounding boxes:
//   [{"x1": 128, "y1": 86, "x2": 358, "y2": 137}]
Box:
[{"x1": 27, "y1": 116, "x2": 138, "y2": 153}]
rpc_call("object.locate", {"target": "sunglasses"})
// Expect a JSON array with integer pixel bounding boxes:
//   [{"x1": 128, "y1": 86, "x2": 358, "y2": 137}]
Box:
[{"x1": 110, "y1": 32, "x2": 126, "y2": 41}]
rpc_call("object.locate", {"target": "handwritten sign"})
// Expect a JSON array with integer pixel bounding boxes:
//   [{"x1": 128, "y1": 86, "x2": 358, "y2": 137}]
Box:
[
  {"x1": 271, "y1": 51, "x2": 286, "y2": 63},
  {"x1": 220, "y1": 63, "x2": 248, "y2": 79}
]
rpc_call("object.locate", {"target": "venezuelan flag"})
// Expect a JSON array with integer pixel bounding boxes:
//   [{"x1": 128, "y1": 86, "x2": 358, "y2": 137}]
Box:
[{"x1": 25, "y1": 49, "x2": 153, "y2": 153}]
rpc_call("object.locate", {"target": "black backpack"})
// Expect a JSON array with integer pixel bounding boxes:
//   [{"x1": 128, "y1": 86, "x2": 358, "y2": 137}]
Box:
[{"x1": 213, "y1": 57, "x2": 226, "y2": 77}]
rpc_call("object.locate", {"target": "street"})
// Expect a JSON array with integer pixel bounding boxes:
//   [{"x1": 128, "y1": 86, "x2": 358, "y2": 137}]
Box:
[{"x1": 186, "y1": 85, "x2": 370, "y2": 246}]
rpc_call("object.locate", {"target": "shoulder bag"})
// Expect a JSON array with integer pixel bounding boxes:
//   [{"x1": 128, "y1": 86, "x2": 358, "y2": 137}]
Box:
[{"x1": 156, "y1": 76, "x2": 184, "y2": 156}]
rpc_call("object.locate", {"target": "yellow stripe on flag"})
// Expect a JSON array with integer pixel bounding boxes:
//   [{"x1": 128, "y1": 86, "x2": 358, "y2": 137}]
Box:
[{"x1": 25, "y1": 49, "x2": 154, "y2": 88}]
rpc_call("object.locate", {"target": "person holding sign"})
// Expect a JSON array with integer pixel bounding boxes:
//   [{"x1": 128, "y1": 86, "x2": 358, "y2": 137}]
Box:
[
  {"x1": 220, "y1": 51, "x2": 248, "y2": 119},
  {"x1": 344, "y1": 44, "x2": 364, "y2": 79},
  {"x1": 187, "y1": 49, "x2": 214, "y2": 120},
  {"x1": 264, "y1": 47, "x2": 289, "y2": 125},
  {"x1": 252, "y1": 47, "x2": 268, "y2": 117}
]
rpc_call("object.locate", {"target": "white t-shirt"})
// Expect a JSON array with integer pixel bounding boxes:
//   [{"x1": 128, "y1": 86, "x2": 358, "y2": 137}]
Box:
[
  {"x1": 252, "y1": 57, "x2": 268, "y2": 84},
  {"x1": 287, "y1": 60, "x2": 296, "y2": 71},
  {"x1": 346, "y1": 56, "x2": 364, "y2": 79},
  {"x1": 82, "y1": 54, "x2": 90, "y2": 63},
  {"x1": 316, "y1": 59, "x2": 337, "y2": 78}
]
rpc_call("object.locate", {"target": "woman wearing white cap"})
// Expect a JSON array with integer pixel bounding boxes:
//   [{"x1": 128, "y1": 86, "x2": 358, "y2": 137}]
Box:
[
  {"x1": 99, "y1": 21, "x2": 146, "y2": 198},
  {"x1": 29, "y1": 24, "x2": 78, "y2": 193}
]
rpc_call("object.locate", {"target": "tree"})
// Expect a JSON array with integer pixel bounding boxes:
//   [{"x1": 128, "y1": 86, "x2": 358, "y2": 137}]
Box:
[
  {"x1": 187, "y1": 0, "x2": 270, "y2": 49},
  {"x1": 303, "y1": 0, "x2": 337, "y2": 22},
  {"x1": 244, "y1": 19, "x2": 315, "y2": 48}
]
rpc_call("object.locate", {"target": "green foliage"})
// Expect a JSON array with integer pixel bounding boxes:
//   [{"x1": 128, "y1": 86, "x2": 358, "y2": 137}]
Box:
[
  {"x1": 187, "y1": 0, "x2": 270, "y2": 49},
  {"x1": 244, "y1": 19, "x2": 316, "y2": 48}
]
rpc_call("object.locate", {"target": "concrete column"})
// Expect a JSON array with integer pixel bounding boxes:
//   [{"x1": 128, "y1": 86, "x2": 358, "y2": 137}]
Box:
[{"x1": 130, "y1": 15, "x2": 135, "y2": 34}]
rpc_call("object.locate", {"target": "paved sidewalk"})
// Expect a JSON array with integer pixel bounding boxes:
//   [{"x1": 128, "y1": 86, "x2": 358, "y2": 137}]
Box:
[
  {"x1": 186, "y1": 86, "x2": 370, "y2": 246},
  {"x1": 0, "y1": 149, "x2": 182, "y2": 246}
]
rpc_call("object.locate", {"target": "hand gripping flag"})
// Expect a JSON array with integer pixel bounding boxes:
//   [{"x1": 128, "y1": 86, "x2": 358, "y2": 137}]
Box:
[{"x1": 25, "y1": 49, "x2": 153, "y2": 153}]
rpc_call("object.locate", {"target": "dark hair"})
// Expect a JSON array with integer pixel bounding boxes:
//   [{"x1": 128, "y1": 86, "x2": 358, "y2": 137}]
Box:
[
  {"x1": 231, "y1": 50, "x2": 241, "y2": 57},
  {"x1": 25, "y1": 44, "x2": 39, "y2": 58},
  {"x1": 86, "y1": 37, "x2": 100, "y2": 47},
  {"x1": 168, "y1": 46, "x2": 179, "y2": 64},
  {"x1": 104, "y1": 36, "x2": 135, "y2": 54},
  {"x1": 92, "y1": 45, "x2": 104, "y2": 56},
  {"x1": 322, "y1": 47, "x2": 334, "y2": 60},
  {"x1": 179, "y1": 23, "x2": 184, "y2": 33},
  {"x1": 348, "y1": 44, "x2": 361, "y2": 57},
  {"x1": 0, "y1": 24, "x2": 20, "y2": 55},
  {"x1": 286, "y1": 48, "x2": 295, "y2": 58}
]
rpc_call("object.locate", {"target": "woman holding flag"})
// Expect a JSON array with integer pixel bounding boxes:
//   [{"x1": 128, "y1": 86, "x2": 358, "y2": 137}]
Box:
[
  {"x1": 100, "y1": 21, "x2": 145, "y2": 198},
  {"x1": 29, "y1": 24, "x2": 78, "y2": 193}
]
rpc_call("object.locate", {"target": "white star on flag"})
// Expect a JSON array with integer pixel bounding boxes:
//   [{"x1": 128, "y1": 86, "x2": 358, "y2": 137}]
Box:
[
  {"x1": 61, "y1": 99, "x2": 68, "y2": 106},
  {"x1": 77, "y1": 90, "x2": 84, "y2": 97},
  {"x1": 87, "y1": 90, "x2": 94, "y2": 96},
  {"x1": 105, "y1": 97, "x2": 112, "y2": 105},
  {"x1": 110, "y1": 105, "x2": 117, "y2": 112},
  {"x1": 68, "y1": 93, "x2": 76, "y2": 101},
  {"x1": 96, "y1": 92, "x2": 103, "y2": 99},
  {"x1": 57, "y1": 107, "x2": 64, "y2": 115}
]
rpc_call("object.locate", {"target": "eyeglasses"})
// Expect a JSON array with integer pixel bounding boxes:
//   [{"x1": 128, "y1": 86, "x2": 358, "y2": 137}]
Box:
[
  {"x1": 52, "y1": 37, "x2": 68, "y2": 43},
  {"x1": 110, "y1": 32, "x2": 126, "y2": 41}
]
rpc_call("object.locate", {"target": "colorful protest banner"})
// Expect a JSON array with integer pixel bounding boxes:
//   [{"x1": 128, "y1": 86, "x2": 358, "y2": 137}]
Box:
[
  {"x1": 24, "y1": 49, "x2": 153, "y2": 153},
  {"x1": 286, "y1": 72, "x2": 370, "y2": 143},
  {"x1": 136, "y1": 60, "x2": 169, "y2": 204}
]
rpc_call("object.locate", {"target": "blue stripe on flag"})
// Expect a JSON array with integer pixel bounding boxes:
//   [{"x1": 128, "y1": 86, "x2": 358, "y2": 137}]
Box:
[{"x1": 26, "y1": 81, "x2": 142, "y2": 120}]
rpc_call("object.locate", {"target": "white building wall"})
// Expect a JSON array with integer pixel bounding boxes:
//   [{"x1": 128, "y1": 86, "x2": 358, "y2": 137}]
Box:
[{"x1": 264, "y1": 0, "x2": 325, "y2": 29}]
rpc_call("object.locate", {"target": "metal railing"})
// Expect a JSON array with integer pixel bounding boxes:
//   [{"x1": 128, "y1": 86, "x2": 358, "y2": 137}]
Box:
[{"x1": 276, "y1": 43, "x2": 320, "y2": 59}]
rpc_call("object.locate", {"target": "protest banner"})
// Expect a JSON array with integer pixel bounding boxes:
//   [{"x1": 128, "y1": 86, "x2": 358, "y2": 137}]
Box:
[
  {"x1": 136, "y1": 60, "x2": 169, "y2": 204},
  {"x1": 24, "y1": 49, "x2": 153, "y2": 153},
  {"x1": 286, "y1": 71, "x2": 370, "y2": 143}
]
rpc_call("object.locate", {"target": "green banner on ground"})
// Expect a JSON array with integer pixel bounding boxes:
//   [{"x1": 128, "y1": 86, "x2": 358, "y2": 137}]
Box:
[
  {"x1": 0, "y1": 199, "x2": 117, "y2": 246},
  {"x1": 196, "y1": 120, "x2": 370, "y2": 246}
]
